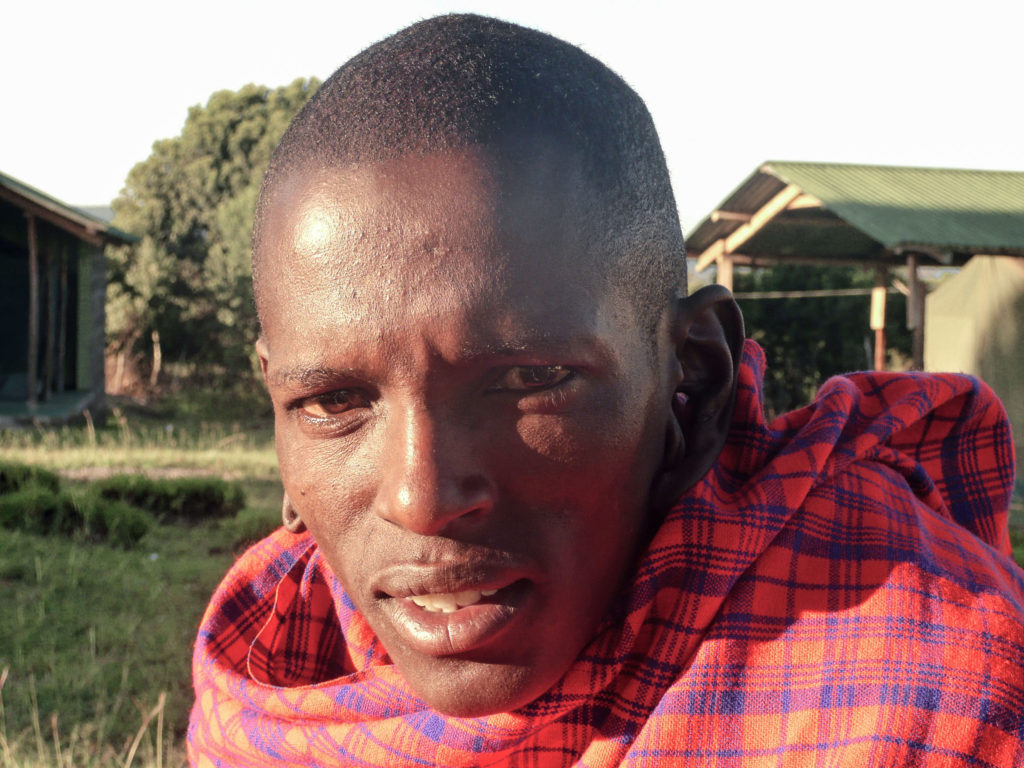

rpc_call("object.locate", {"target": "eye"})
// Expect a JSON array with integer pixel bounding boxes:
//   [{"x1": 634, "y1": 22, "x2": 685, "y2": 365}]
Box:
[
  {"x1": 297, "y1": 389, "x2": 370, "y2": 420},
  {"x1": 490, "y1": 365, "x2": 573, "y2": 391}
]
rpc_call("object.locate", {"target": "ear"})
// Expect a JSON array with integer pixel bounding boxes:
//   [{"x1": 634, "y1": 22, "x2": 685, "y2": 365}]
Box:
[
  {"x1": 255, "y1": 335, "x2": 271, "y2": 383},
  {"x1": 282, "y1": 491, "x2": 307, "y2": 534},
  {"x1": 650, "y1": 284, "x2": 744, "y2": 511}
]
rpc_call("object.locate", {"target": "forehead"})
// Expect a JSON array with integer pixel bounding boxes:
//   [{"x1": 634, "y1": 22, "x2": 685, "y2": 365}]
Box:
[{"x1": 255, "y1": 150, "x2": 620, "y2": 347}]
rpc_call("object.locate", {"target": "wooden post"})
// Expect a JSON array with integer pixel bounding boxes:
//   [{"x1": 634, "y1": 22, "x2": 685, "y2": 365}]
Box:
[
  {"x1": 56, "y1": 240, "x2": 69, "y2": 392},
  {"x1": 870, "y1": 267, "x2": 888, "y2": 370},
  {"x1": 26, "y1": 214, "x2": 39, "y2": 406},
  {"x1": 150, "y1": 330, "x2": 162, "y2": 388},
  {"x1": 717, "y1": 254, "x2": 734, "y2": 292},
  {"x1": 42, "y1": 234, "x2": 57, "y2": 401},
  {"x1": 906, "y1": 253, "x2": 924, "y2": 370}
]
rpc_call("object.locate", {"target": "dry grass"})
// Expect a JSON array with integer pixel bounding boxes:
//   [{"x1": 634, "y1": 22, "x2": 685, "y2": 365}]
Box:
[{"x1": 0, "y1": 669, "x2": 182, "y2": 768}]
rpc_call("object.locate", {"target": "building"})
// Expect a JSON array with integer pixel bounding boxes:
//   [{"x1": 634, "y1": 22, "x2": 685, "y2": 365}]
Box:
[
  {"x1": 0, "y1": 171, "x2": 135, "y2": 424},
  {"x1": 686, "y1": 162, "x2": 1024, "y2": 370}
]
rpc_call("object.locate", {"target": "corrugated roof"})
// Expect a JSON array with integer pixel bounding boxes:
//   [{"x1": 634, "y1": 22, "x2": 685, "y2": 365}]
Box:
[
  {"x1": 687, "y1": 162, "x2": 1024, "y2": 265},
  {"x1": 0, "y1": 170, "x2": 136, "y2": 245},
  {"x1": 768, "y1": 162, "x2": 1024, "y2": 254}
]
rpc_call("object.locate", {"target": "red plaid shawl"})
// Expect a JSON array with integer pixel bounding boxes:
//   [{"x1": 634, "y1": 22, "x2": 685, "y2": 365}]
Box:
[{"x1": 189, "y1": 341, "x2": 1024, "y2": 766}]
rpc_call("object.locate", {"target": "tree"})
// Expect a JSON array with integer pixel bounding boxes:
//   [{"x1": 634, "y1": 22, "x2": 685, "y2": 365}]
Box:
[
  {"x1": 107, "y1": 78, "x2": 319, "y2": 392},
  {"x1": 734, "y1": 264, "x2": 912, "y2": 417}
]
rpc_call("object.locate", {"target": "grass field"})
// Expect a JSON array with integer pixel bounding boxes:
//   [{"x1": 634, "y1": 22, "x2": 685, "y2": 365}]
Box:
[
  {"x1": 0, "y1": 408, "x2": 278, "y2": 479},
  {"x1": 1, "y1": 401, "x2": 1022, "y2": 766},
  {"x1": 0, "y1": 399, "x2": 281, "y2": 767}
]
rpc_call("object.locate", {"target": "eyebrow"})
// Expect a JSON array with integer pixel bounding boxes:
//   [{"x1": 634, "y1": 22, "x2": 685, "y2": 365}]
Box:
[
  {"x1": 268, "y1": 333, "x2": 611, "y2": 390},
  {"x1": 457, "y1": 332, "x2": 610, "y2": 361},
  {"x1": 457, "y1": 339, "x2": 536, "y2": 360},
  {"x1": 269, "y1": 364, "x2": 364, "y2": 390}
]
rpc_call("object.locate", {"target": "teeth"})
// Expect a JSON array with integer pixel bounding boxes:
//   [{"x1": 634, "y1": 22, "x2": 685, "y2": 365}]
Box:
[{"x1": 409, "y1": 588, "x2": 499, "y2": 613}]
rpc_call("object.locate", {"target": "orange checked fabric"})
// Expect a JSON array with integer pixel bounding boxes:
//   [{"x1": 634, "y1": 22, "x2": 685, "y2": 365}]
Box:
[{"x1": 189, "y1": 341, "x2": 1024, "y2": 766}]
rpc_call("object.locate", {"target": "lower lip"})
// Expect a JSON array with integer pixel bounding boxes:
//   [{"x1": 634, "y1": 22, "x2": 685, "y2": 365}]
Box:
[{"x1": 383, "y1": 583, "x2": 528, "y2": 657}]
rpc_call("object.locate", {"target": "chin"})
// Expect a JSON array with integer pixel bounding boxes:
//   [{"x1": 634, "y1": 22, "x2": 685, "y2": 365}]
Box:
[{"x1": 406, "y1": 659, "x2": 554, "y2": 718}]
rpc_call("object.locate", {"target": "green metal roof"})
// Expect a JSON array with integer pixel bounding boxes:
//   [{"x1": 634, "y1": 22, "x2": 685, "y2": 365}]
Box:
[
  {"x1": 687, "y1": 162, "x2": 1024, "y2": 266},
  {"x1": 767, "y1": 162, "x2": 1024, "y2": 254},
  {"x1": 0, "y1": 170, "x2": 136, "y2": 245}
]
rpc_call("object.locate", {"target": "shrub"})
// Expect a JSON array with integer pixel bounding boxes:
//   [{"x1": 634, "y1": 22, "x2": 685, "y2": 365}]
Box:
[
  {"x1": 0, "y1": 485, "x2": 152, "y2": 548},
  {"x1": 0, "y1": 485, "x2": 82, "y2": 537},
  {"x1": 220, "y1": 507, "x2": 281, "y2": 551},
  {"x1": 0, "y1": 460, "x2": 61, "y2": 495},
  {"x1": 81, "y1": 496, "x2": 153, "y2": 548},
  {"x1": 90, "y1": 475, "x2": 245, "y2": 523}
]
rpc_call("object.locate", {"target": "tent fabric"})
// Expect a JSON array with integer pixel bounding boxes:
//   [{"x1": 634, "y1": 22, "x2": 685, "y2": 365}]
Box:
[{"x1": 926, "y1": 255, "x2": 1024, "y2": 491}]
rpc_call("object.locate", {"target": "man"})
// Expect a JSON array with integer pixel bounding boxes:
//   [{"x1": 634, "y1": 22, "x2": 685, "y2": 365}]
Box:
[{"x1": 189, "y1": 14, "x2": 1024, "y2": 766}]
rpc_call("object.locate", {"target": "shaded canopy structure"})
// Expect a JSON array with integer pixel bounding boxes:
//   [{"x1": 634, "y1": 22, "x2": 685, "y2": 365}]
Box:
[
  {"x1": 686, "y1": 162, "x2": 1024, "y2": 369},
  {"x1": 0, "y1": 170, "x2": 135, "y2": 423}
]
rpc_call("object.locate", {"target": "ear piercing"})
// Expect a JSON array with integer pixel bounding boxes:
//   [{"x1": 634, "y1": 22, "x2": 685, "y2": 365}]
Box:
[{"x1": 282, "y1": 495, "x2": 307, "y2": 533}]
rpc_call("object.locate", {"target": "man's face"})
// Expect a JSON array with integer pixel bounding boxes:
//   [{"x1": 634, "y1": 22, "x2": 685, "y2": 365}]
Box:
[{"x1": 256, "y1": 149, "x2": 677, "y2": 716}]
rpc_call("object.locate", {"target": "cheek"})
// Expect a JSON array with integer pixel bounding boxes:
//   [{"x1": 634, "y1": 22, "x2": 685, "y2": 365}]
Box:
[
  {"x1": 507, "y1": 410, "x2": 661, "y2": 580},
  {"x1": 275, "y1": 427, "x2": 378, "y2": 567},
  {"x1": 512, "y1": 395, "x2": 660, "y2": 497}
]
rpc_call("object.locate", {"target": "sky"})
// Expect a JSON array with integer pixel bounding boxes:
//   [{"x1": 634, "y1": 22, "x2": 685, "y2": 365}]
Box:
[{"x1": 3, "y1": 0, "x2": 1022, "y2": 232}]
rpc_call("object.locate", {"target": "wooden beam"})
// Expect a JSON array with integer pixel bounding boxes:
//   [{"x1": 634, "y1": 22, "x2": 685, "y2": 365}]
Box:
[
  {"x1": 26, "y1": 215, "x2": 39, "y2": 406},
  {"x1": 723, "y1": 184, "x2": 802, "y2": 253},
  {"x1": 694, "y1": 241, "x2": 726, "y2": 273},
  {"x1": 0, "y1": 186, "x2": 106, "y2": 248},
  {"x1": 694, "y1": 184, "x2": 802, "y2": 272},
  {"x1": 786, "y1": 193, "x2": 823, "y2": 210},
  {"x1": 724, "y1": 253, "x2": 900, "y2": 270},
  {"x1": 733, "y1": 287, "x2": 899, "y2": 299},
  {"x1": 895, "y1": 244, "x2": 953, "y2": 266},
  {"x1": 710, "y1": 210, "x2": 751, "y2": 223}
]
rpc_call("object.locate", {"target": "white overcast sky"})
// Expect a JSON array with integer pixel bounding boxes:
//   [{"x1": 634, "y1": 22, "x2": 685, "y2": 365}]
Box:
[{"x1": 3, "y1": 0, "x2": 1022, "y2": 232}]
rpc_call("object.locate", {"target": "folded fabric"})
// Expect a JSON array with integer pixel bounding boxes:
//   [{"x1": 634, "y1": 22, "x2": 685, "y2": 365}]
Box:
[{"x1": 189, "y1": 340, "x2": 1024, "y2": 766}]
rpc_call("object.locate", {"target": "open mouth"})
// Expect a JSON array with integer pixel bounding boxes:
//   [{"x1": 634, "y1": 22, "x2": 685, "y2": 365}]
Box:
[
  {"x1": 407, "y1": 587, "x2": 499, "y2": 613},
  {"x1": 380, "y1": 579, "x2": 531, "y2": 657}
]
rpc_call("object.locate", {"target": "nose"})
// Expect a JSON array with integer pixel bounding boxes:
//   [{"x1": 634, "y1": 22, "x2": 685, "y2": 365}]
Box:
[{"x1": 374, "y1": 402, "x2": 495, "y2": 536}]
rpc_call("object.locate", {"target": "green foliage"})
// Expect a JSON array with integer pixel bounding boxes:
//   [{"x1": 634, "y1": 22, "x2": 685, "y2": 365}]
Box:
[
  {"x1": 81, "y1": 496, "x2": 154, "y2": 549},
  {"x1": 0, "y1": 477, "x2": 153, "y2": 548},
  {"x1": 0, "y1": 460, "x2": 60, "y2": 495},
  {"x1": 145, "y1": 385, "x2": 273, "y2": 424},
  {"x1": 107, "y1": 78, "x2": 320, "y2": 387},
  {"x1": 0, "y1": 485, "x2": 82, "y2": 537},
  {"x1": 218, "y1": 505, "x2": 283, "y2": 551},
  {"x1": 90, "y1": 475, "x2": 245, "y2": 523},
  {"x1": 735, "y1": 265, "x2": 913, "y2": 416}
]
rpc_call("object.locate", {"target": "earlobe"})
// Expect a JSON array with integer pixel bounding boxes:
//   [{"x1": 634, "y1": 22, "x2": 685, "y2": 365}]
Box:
[
  {"x1": 282, "y1": 492, "x2": 307, "y2": 534},
  {"x1": 650, "y1": 285, "x2": 744, "y2": 512}
]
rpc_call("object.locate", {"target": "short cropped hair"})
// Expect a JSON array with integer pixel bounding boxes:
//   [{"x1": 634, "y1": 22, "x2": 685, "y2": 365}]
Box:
[{"x1": 253, "y1": 14, "x2": 686, "y2": 332}]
